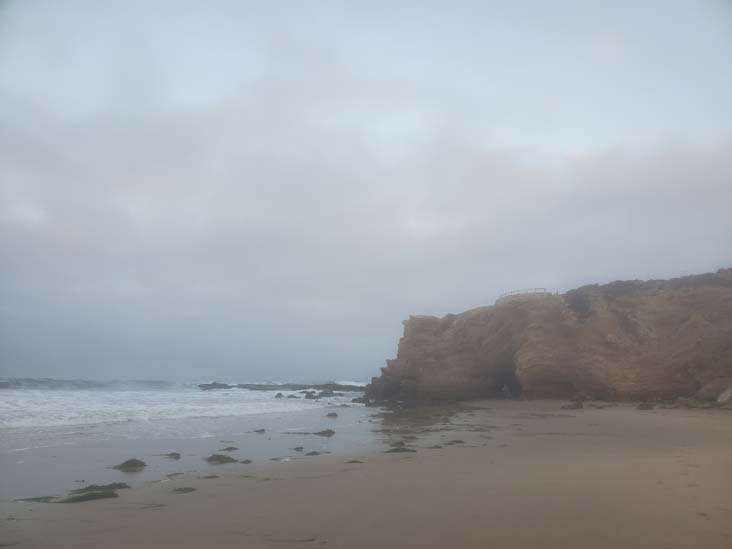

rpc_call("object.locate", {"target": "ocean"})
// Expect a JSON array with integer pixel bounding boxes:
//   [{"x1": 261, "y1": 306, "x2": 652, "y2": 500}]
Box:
[{"x1": 0, "y1": 378, "x2": 376, "y2": 512}]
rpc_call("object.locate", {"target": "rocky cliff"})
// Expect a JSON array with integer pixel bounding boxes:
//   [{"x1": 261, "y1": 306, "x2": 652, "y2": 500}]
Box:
[{"x1": 366, "y1": 268, "x2": 732, "y2": 402}]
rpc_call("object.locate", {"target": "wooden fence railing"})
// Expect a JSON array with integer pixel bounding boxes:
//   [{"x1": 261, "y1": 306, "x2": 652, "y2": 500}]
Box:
[{"x1": 495, "y1": 288, "x2": 555, "y2": 304}]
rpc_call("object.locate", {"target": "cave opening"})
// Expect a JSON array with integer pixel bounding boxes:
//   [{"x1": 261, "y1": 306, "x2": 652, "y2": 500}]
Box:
[{"x1": 495, "y1": 366, "x2": 522, "y2": 399}]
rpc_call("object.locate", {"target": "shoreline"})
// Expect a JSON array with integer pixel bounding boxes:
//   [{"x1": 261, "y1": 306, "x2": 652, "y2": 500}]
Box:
[
  {"x1": 4, "y1": 400, "x2": 732, "y2": 548},
  {"x1": 0, "y1": 402, "x2": 379, "y2": 512}
]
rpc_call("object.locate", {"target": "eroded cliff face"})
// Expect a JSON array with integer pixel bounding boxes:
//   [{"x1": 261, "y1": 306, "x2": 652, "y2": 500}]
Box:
[{"x1": 366, "y1": 269, "x2": 732, "y2": 402}]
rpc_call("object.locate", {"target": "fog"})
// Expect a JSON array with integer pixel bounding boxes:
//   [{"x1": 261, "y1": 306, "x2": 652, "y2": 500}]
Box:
[{"x1": 1, "y1": 0, "x2": 731, "y2": 381}]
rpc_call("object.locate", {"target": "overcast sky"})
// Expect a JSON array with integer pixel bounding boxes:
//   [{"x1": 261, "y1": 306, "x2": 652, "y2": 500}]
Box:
[{"x1": 1, "y1": 1, "x2": 731, "y2": 382}]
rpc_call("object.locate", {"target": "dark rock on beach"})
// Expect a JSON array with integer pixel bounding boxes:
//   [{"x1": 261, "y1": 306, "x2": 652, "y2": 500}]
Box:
[
  {"x1": 219, "y1": 446, "x2": 238, "y2": 452},
  {"x1": 14, "y1": 496, "x2": 58, "y2": 503},
  {"x1": 112, "y1": 458, "x2": 146, "y2": 472},
  {"x1": 59, "y1": 491, "x2": 119, "y2": 503},
  {"x1": 205, "y1": 454, "x2": 238, "y2": 464},
  {"x1": 326, "y1": 412, "x2": 338, "y2": 418},
  {"x1": 171, "y1": 487, "x2": 196, "y2": 494},
  {"x1": 275, "y1": 392, "x2": 284, "y2": 398},
  {"x1": 69, "y1": 483, "x2": 129, "y2": 494}
]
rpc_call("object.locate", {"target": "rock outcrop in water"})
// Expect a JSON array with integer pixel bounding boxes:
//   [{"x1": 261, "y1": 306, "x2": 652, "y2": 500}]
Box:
[
  {"x1": 198, "y1": 382, "x2": 364, "y2": 392},
  {"x1": 366, "y1": 268, "x2": 732, "y2": 403}
]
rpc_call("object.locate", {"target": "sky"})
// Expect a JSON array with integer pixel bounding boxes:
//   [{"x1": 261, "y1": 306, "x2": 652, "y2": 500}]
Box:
[{"x1": 1, "y1": 0, "x2": 731, "y2": 382}]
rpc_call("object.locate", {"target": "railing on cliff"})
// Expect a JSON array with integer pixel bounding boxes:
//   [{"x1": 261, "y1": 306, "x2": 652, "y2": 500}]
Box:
[{"x1": 495, "y1": 288, "x2": 556, "y2": 305}]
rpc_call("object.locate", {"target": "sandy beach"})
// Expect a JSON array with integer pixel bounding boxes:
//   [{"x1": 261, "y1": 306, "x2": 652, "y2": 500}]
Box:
[{"x1": 4, "y1": 400, "x2": 731, "y2": 549}]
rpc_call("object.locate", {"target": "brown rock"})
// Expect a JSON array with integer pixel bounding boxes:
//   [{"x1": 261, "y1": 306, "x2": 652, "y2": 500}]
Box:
[{"x1": 366, "y1": 268, "x2": 732, "y2": 403}]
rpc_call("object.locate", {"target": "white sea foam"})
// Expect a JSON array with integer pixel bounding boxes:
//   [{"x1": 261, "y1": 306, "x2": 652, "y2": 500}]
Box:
[{"x1": 0, "y1": 384, "x2": 364, "y2": 430}]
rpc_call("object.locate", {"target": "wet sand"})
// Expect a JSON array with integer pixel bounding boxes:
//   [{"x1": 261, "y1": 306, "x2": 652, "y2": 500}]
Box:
[
  {"x1": 4, "y1": 400, "x2": 732, "y2": 548},
  {"x1": 0, "y1": 404, "x2": 380, "y2": 511}
]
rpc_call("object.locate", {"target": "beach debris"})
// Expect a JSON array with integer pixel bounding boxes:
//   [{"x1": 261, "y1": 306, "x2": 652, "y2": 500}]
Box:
[
  {"x1": 445, "y1": 439, "x2": 465, "y2": 445},
  {"x1": 326, "y1": 412, "x2": 338, "y2": 418},
  {"x1": 240, "y1": 459, "x2": 253, "y2": 464},
  {"x1": 384, "y1": 447, "x2": 416, "y2": 453},
  {"x1": 253, "y1": 428, "x2": 266, "y2": 434},
  {"x1": 219, "y1": 446, "x2": 239, "y2": 452},
  {"x1": 287, "y1": 394, "x2": 300, "y2": 399},
  {"x1": 292, "y1": 446, "x2": 304, "y2": 452},
  {"x1": 560, "y1": 401, "x2": 584, "y2": 410},
  {"x1": 305, "y1": 451, "x2": 321, "y2": 456},
  {"x1": 171, "y1": 487, "x2": 196, "y2": 494},
  {"x1": 345, "y1": 460, "x2": 364, "y2": 464},
  {"x1": 636, "y1": 402, "x2": 655, "y2": 410},
  {"x1": 205, "y1": 454, "x2": 237, "y2": 465},
  {"x1": 112, "y1": 458, "x2": 146, "y2": 472},
  {"x1": 197, "y1": 475, "x2": 219, "y2": 479},
  {"x1": 275, "y1": 392, "x2": 284, "y2": 398}
]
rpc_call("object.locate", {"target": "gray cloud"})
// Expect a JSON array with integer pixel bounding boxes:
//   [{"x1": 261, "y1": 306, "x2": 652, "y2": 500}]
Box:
[{"x1": 1, "y1": 0, "x2": 731, "y2": 381}]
